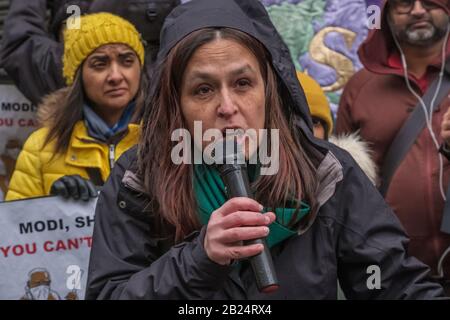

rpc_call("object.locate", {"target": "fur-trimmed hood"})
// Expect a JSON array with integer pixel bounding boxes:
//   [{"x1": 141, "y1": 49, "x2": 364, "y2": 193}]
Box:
[
  {"x1": 329, "y1": 133, "x2": 378, "y2": 186},
  {"x1": 36, "y1": 87, "x2": 71, "y2": 128}
]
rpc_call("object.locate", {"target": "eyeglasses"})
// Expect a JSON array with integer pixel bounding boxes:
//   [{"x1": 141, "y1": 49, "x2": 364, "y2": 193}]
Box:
[{"x1": 390, "y1": 0, "x2": 440, "y2": 14}]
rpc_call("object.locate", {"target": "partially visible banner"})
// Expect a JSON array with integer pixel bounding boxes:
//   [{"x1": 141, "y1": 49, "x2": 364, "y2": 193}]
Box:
[
  {"x1": 0, "y1": 196, "x2": 97, "y2": 300},
  {"x1": 0, "y1": 84, "x2": 38, "y2": 201}
]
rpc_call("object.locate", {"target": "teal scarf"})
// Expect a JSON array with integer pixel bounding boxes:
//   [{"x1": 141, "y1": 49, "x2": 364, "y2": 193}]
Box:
[
  {"x1": 193, "y1": 164, "x2": 310, "y2": 248},
  {"x1": 83, "y1": 101, "x2": 135, "y2": 142}
]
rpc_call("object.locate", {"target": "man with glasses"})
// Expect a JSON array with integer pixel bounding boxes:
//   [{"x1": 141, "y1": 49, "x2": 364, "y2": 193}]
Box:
[{"x1": 337, "y1": 0, "x2": 450, "y2": 294}]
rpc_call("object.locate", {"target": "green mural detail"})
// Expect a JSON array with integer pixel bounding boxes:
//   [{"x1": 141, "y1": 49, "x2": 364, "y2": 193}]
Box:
[
  {"x1": 267, "y1": 0, "x2": 326, "y2": 71},
  {"x1": 326, "y1": 91, "x2": 340, "y2": 106}
]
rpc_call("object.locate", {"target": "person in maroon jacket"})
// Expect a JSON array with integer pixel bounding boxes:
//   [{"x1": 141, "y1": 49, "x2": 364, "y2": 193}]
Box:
[{"x1": 336, "y1": 0, "x2": 450, "y2": 293}]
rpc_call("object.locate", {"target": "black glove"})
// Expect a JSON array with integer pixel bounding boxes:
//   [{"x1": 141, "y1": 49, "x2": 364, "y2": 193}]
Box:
[{"x1": 50, "y1": 175, "x2": 98, "y2": 201}]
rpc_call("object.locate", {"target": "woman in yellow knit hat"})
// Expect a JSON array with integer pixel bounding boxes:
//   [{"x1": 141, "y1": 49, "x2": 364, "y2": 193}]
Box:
[
  {"x1": 296, "y1": 71, "x2": 334, "y2": 140},
  {"x1": 297, "y1": 71, "x2": 378, "y2": 186},
  {"x1": 6, "y1": 12, "x2": 146, "y2": 201}
]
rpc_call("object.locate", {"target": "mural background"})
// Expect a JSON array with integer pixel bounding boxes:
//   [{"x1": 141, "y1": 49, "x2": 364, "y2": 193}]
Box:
[{"x1": 263, "y1": 0, "x2": 382, "y2": 114}]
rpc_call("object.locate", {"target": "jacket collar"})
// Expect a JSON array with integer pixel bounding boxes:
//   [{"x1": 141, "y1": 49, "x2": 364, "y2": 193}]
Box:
[
  {"x1": 297, "y1": 150, "x2": 343, "y2": 235},
  {"x1": 65, "y1": 121, "x2": 140, "y2": 168}
]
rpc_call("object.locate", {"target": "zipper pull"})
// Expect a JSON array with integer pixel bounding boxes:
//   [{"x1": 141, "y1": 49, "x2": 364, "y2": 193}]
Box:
[{"x1": 109, "y1": 144, "x2": 115, "y2": 169}]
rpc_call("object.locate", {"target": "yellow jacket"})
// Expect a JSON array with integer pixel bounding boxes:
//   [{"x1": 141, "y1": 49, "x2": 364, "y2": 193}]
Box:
[{"x1": 6, "y1": 120, "x2": 140, "y2": 201}]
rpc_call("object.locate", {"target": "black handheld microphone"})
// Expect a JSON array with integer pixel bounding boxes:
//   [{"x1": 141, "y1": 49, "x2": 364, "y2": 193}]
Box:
[{"x1": 215, "y1": 137, "x2": 279, "y2": 294}]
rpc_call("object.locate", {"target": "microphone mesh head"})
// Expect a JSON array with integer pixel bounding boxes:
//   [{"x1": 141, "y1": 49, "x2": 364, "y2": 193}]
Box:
[{"x1": 214, "y1": 130, "x2": 246, "y2": 166}]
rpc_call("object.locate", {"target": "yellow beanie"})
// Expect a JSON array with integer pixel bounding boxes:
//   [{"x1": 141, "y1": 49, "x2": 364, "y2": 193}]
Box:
[
  {"x1": 296, "y1": 71, "x2": 333, "y2": 136},
  {"x1": 63, "y1": 12, "x2": 145, "y2": 85}
]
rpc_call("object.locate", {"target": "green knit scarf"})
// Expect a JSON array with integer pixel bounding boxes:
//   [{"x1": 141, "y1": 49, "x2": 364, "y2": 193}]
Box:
[{"x1": 193, "y1": 164, "x2": 310, "y2": 248}]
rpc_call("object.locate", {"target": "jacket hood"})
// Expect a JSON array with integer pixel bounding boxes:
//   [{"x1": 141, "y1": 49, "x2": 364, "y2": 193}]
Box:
[
  {"x1": 155, "y1": 0, "x2": 314, "y2": 136},
  {"x1": 36, "y1": 87, "x2": 71, "y2": 127},
  {"x1": 358, "y1": 0, "x2": 450, "y2": 75},
  {"x1": 329, "y1": 133, "x2": 378, "y2": 186}
]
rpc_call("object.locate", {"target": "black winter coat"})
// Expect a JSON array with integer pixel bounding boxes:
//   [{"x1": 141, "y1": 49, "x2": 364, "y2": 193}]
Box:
[
  {"x1": 0, "y1": 0, "x2": 65, "y2": 105},
  {"x1": 85, "y1": 0, "x2": 446, "y2": 300}
]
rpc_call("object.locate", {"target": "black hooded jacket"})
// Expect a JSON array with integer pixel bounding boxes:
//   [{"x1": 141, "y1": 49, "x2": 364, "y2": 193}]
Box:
[
  {"x1": 85, "y1": 0, "x2": 446, "y2": 300},
  {"x1": 0, "y1": 0, "x2": 93, "y2": 105},
  {"x1": 0, "y1": 0, "x2": 67, "y2": 105}
]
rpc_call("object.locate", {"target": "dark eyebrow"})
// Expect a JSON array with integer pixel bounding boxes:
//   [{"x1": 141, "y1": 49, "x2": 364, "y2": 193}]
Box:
[
  {"x1": 88, "y1": 55, "x2": 108, "y2": 62},
  {"x1": 188, "y1": 72, "x2": 213, "y2": 81},
  {"x1": 88, "y1": 51, "x2": 136, "y2": 61},
  {"x1": 230, "y1": 65, "x2": 255, "y2": 77},
  {"x1": 118, "y1": 52, "x2": 137, "y2": 59},
  {"x1": 188, "y1": 64, "x2": 255, "y2": 81}
]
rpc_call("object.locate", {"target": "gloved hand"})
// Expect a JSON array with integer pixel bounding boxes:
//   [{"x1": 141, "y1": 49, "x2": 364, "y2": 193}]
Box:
[{"x1": 50, "y1": 175, "x2": 98, "y2": 201}]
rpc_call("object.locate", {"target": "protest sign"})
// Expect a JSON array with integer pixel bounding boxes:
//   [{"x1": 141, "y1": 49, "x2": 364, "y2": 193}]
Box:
[
  {"x1": 0, "y1": 84, "x2": 38, "y2": 201},
  {"x1": 0, "y1": 196, "x2": 96, "y2": 300}
]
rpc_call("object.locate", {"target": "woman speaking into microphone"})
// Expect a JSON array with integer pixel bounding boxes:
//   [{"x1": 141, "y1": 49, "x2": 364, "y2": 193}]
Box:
[{"x1": 86, "y1": 0, "x2": 446, "y2": 299}]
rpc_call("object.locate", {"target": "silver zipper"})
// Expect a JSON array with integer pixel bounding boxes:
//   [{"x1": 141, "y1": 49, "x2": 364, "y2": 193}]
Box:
[{"x1": 109, "y1": 144, "x2": 116, "y2": 169}]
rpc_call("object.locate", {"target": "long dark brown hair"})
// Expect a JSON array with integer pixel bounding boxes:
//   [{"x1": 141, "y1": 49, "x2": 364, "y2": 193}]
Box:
[
  {"x1": 40, "y1": 63, "x2": 147, "y2": 155},
  {"x1": 138, "y1": 28, "x2": 318, "y2": 243}
]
